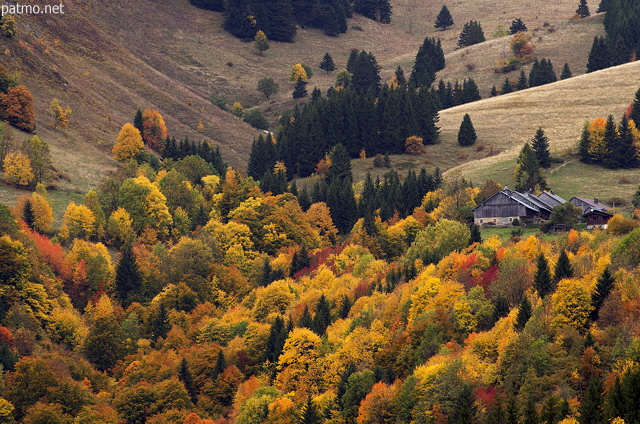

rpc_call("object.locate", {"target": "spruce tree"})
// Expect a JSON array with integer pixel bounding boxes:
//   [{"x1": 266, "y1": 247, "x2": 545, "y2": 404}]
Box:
[
  {"x1": 522, "y1": 397, "x2": 538, "y2": 424},
  {"x1": 502, "y1": 78, "x2": 513, "y2": 94},
  {"x1": 531, "y1": 127, "x2": 551, "y2": 168},
  {"x1": 490, "y1": 85, "x2": 498, "y2": 97},
  {"x1": 133, "y1": 108, "x2": 144, "y2": 137},
  {"x1": 534, "y1": 253, "x2": 552, "y2": 298},
  {"x1": 515, "y1": 296, "x2": 532, "y2": 330},
  {"x1": 339, "y1": 295, "x2": 352, "y2": 319},
  {"x1": 327, "y1": 143, "x2": 352, "y2": 183},
  {"x1": 115, "y1": 243, "x2": 142, "y2": 307},
  {"x1": 293, "y1": 79, "x2": 308, "y2": 99},
  {"x1": 560, "y1": 63, "x2": 572, "y2": 79},
  {"x1": 469, "y1": 224, "x2": 482, "y2": 244},
  {"x1": 579, "y1": 377, "x2": 604, "y2": 424},
  {"x1": 346, "y1": 49, "x2": 359, "y2": 73},
  {"x1": 630, "y1": 87, "x2": 640, "y2": 127},
  {"x1": 299, "y1": 305, "x2": 313, "y2": 328},
  {"x1": 506, "y1": 396, "x2": 519, "y2": 424},
  {"x1": 576, "y1": 0, "x2": 590, "y2": 18},
  {"x1": 514, "y1": 143, "x2": 548, "y2": 192},
  {"x1": 319, "y1": 52, "x2": 337, "y2": 73},
  {"x1": 312, "y1": 294, "x2": 331, "y2": 336},
  {"x1": 597, "y1": 0, "x2": 609, "y2": 12},
  {"x1": 152, "y1": 304, "x2": 171, "y2": 342},
  {"x1": 264, "y1": 0, "x2": 297, "y2": 42},
  {"x1": 410, "y1": 37, "x2": 445, "y2": 88},
  {"x1": 586, "y1": 36, "x2": 611, "y2": 73},
  {"x1": 554, "y1": 250, "x2": 574, "y2": 283},
  {"x1": 434, "y1": 5, "x2": 454, "y2": 30},
  {"x1": 457, "y1": 113, "x2": 477, "y2": 146},
  {"x1": 540, "y1": 395, "x2": 558, "y2": 424},
  {"x1": 395, "y1": 65, "x2": 406, "y2": 86},
  {"x1": 212, "y1": 349, "x2": 226, "y2": 378},
  {"x1": 299, "y1": 395, "x2": 322, "y2": 424},
  {"x1": 178, "y1": 358, "x2": 198, "y2": 403},
  {"x1": 516, "y1": 70, "x2": 528, "y2": 90},
  {"x1": 510, "y1": 17, "x2": 527, "y2": 34},
  {"x1": 458, "y1": 20, "x2": 485, "y2": 48},
  {"x1": 351, "y1": 51, "x2": 381, "y2": 93},
  {"x1": 603, "y1": 114, "x2": 622, "y2": 169},
  {"x1": 223, "y1": 0, "x2": 257, "y2": 40},
  {"x1": 263, "y1": 316, "x2": 287, "y2": 364},
  {"x1": 22, "y1": 198, "x2": 35, "y2": 229},
  {"x1": 590, "y1": 266, "x2": 614, "y2": 321}
]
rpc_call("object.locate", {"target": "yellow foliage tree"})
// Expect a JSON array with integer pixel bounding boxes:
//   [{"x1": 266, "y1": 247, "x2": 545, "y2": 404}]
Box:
[
  {"x1": 290, "y1": 64, "x2": 308, "y2": 82},
  {"x1": 306, "y1": 202, "x2": 338, "y2": 245},
  {"x1": 587, "y1": 118, "x2": 608, "y2": 163},
  {"x1": 106, "y1": 207, "x2": 134, "y2": 245},
  {"x1": 551, "y1": 278, "x2": 593, "y2": 331},
  {"x1": 59, "y1": 202, "x2": 97, "y2": 241},
  {"x1": 3, "y1": 151, "x2": 33, "y2": 185},
  {"x1": 31, "y1": 193, "x2": 54, "y2": 233},
  {"x1": 48, "y1": 98, "x2": 72, "y2": 129},
  {"x1": 276, "y1": 328, "x2": 323, "y2": 395},
  {"x1": 112, "y1": 123, "x2": 144, "y2": 162},
  {"x1": 405, "y1": 136, "x2": 425, "y2": 155}
]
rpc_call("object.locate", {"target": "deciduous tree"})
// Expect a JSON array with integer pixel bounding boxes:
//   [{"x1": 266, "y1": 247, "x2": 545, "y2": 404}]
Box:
[
  {"x1": 0, "y1": 85, "x2": 35, "y2": 132},
  {"x1": 254, "y1": 30, "x2": 269, "y2": 55},
  {"x1": 3, "y1": 151, "x2": 33, "y2": 186},
  {"x1": 48, "y1": 99, "x2": 72, "y2": 130},
  {"x1": 112, "y1": 123, "x2": 144, "y2": 162},
  {"x1": 257, "y1": 77, "x2": 279, "y2": 100},
  {"x1": 141, "y1": 109, "x2": 168, "y2": 151}
]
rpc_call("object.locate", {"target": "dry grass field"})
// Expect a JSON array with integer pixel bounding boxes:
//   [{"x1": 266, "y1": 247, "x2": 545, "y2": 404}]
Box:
[{"x1": 0, "y1": 0, "x2": 629, "y2": 217}]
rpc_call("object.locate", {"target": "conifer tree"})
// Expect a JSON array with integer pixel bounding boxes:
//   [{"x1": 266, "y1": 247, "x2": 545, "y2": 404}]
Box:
[
  {"x1": 469, "y1": 224, "x2": 482, "y2": 244},
  {"x1": 293, "y1": 79, "x2": 308, "y2": 99},
  {"x1": 515, "y1": 296, "x2": 532, "y2": 330},
  {"x1": 554, "y1": 250, "x2": 574, "y2": 283},
  {"x1": 531, "y1": 128, "x2": 551, "y2": 168},
  {"x1": 579, "y1": 377, "x2": 603, "y2": 424},
  {"x1": 516, "y1": 70, "x2": 528, "y2": 90},
  {"x1": 223, "y1": 0, "x2": 257, "y2": 40},
  {"x1": 178, "y1": 358, "x2": 197, "y2": 404},
  {"x1": 346, "y1": 49, "x2": 359, "y2": 73},
  {"x1": 534, "y1": 253, "x2": 552, "y2": 298},
  {"x1": 264, "y1": 0, "x2": 297, "y2": 42},
  {"x1": 458, "y1": 113, "x2": 477, "y2": 146},
  {"x1": 502, "y1": 78, "x2": 513, "y2": 94},
  {"x1": 213, "y1": 349, "x2": 226, "y2": 378},
  {"x1": 22, "y1": 198, "x2": 35, "y2": 229},
  {"x1": 522, "y1": 397, "x2": 538, "y2": 424},
  {"x1": 312, "y1": 294, "x2": 331, "y2": 336},
  {"x1": 603, "y1": 114, "x2": 622, "y2": 169},
  {"x1": 576, "y1": 0, "x2": 590, "y2": 18},
  {"x1": 152, "y1": 304, "x2": 171, "y2": 342},
  {"x1": 514, "y1": 143, "x2": 547, "y2": 192},
  {"x1": 458, "y1": 20, "x2": 485, "y2": 48},
  {"x1": 506, "y1": 396, "x2": 519, "y2": 424},
  {"x1": 587, "y1": 36, "x2": 611, "y2": 72},
  {"x1": 560, "y1": 63, "x2": 572, "y2": 79},
  {"x1": 351, "y1": 51, "x2": 381, "y2": 93},
  {"x1": 299, "y1": 395, "x2": 322, "y2": 424},
  {"x1": 133, "y1": 108, "x2": 144, "y2": 137},
  {"x1": 630, "y1": 87, "x2": 640, "y2": 127},
  {"x1": 327, "y1": 143, "x2": 352, "y2": 183},
  {"x1": 490, "y1": 85, "x2": 498, "y2": 97},
  {"x1": 262, "y1": 316, "x2": 287, "y2": 364},
  {"x1": 597, "y1": 0, "x2": 609, "y2": 13},
  {"x1": 299, "y1": 305, "x2": 313, "y2": 328},
  {"x1": 590, "y1": 266, "x2": 614, "y2": 321},
  {"x1": 339, "y1": 295, "x2": 352, "y2": 319},
  {"x1": 115, "y1": 243, "x2": 142, "y2": 307},
  {"x1": 434, "y1": 5, "x2": 454, "y2": 30},
  {"x1": 510, "y1": 17, "x2": 527, "y2": 34},
  {"x1": 395, "y1": 65, "x2": 406, "y2": 86},
  {"x1": 619, "y1": 115, "x2": 638, "y2": 168},
  {"x1": 410, "y1": 37, "x2": 445, "y2": 88},
  {"x1": 319, "y1": 52, "x2": 337, "y2": 73}
]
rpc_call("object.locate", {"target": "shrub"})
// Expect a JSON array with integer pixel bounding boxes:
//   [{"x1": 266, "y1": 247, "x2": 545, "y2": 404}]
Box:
[
  {"x1": 243, "y1": 108, "x2": 269, "y2": 130},
  {"x1": 607, "y1": 214, "x2": 640, "y2": 235},
  {"x1": 512, "y1": 218, "x2": 520, "y2": 226},
  {"x1": 210, "y1": 93, "x2": 227, "y2": 111},
  {"x1": 405, "y1": 136, "x2": 424, "y2": 155}
]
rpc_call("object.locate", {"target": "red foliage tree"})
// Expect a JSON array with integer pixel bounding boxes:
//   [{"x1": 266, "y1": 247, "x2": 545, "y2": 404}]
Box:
[
  {"x1": 141, "y1": 109, "x2": 168, "y2": 151},
  {"x1": 0, "y1": 85, "x2": 35, "y2": 132}
]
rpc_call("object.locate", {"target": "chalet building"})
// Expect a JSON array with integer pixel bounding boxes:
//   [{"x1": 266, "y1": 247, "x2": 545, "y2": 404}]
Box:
[
  {"x1": 473, "y1": 188, "x2": 559, "y2": 226},
  {"x1": 570, "y1": 197, "x2": 611, "y2": 213},
  {"x1": 583, "y1": 209, "x2": 613, "y2": 229}
]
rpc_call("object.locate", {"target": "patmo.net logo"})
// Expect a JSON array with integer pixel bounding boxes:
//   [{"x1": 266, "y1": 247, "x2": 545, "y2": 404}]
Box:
[{"x1": 2, "y1": 2, "x2": 65, "y2": 17}]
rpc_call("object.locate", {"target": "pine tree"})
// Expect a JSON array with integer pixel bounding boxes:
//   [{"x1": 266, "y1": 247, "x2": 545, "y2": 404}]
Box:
[
  {"x1": 298, "y1": 395, "x2": 322, "y2": 424},
  {"x1": 534, "y1": 253, "x2": 553, "y2": 298},
  {"x1": 576, "y1": 0, "x2": 590, "y2": 18},
  {"x1": 434, "y1": 5, "x2": 454, "y2": 30},
  {"x1": 213, "y1": 349, "x2": 226, "y2": 378},
  {"x1": 554, "y1": 250, "x2": 574, "y2": 283},
  {"x1": 590, "y1": 266, "x2": 614, "y2": 321},
  {"x1": 515, "y1": 296, "x2": 532, "y2": 330},
  {"x1": 514, "y1": 143, "x2": 548, "y2": 192},
  {"x1": 299, "y1": 305, "x2": 313, "y2": 328},
  {"x1": 502, "y1": 78, "x2": 513, "y2": 94},
  {"x1": 115, "y1": 243, "x2": 143, "y2": 307},
  {"x1": 516, "y1": 70, "x2": 528, "y2": 90},
  {"x1": 560, "y1": 63, "x2": 572, "y2": 79},
  {"x1": 458, "y1": 113, "x2": 477, "y2": 146},
  {"x1": 490, "y1": 85, "x2": 498, "y2": 97},
  {"x1": 178, "y1": 358, "x2": 198, "y2": 404},
  {"x1": 458, "y1": 20, "x2": 485, "y2": 48},
  {"x1": 531, "y1": 127, "x2": 551, "y2": 168},
  {"x1": 469, "y1": 224, "x2": 482, "y2": 244},
  {"x1": 597, "y1": 0, "x2": 609, "y2": 13},
  {"x1": 587, "y1": 36, "x2": 611, "y2": 73},
  {"x1": 312, "y1": 294, "x2": 331, "y2": 336},
  {"x1": 293, "y1": 79, "x2": 308, "y2": 99},
  {"x1": 22, "y1": 198, "x2": 35, "y2": 229},
  {"x1": 133, "y1": 108, "x2": 144, "y2": 137},
  {"x1": 410, "y1": 37, "x2": 445, "y2": 88},
  {"x1": 510, "y1": 17, "x2": 527, "y2": 34},
  {"x1": 630, "y1": 87, "x2": 640, "y2": 127},
  {"x1": 579, "y1": 377, "x2": 604, "y2": 424},
  {"x1": 223, "y1": 0, "x2": 257, "y2": 40},
  {"x1": 319, "y1": 52, "x2": 337, "y2": 73},
  {"x1": 540, "y1": 395, "x2": 558, "y2": 424},
  {"x1": 395, "y1": 65, "x2": 406, "y2": 86}
]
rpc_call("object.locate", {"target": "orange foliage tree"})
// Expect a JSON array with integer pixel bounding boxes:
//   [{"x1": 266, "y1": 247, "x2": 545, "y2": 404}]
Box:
[
  {"x1": 112, "y1": 123, "x2": 144, "y2": 162},
  {"x1": 142, "y1": 109, "x2": 168, "y2": 151},
  {"x1": 405, "y1": 136, "x2": 425, "y2": 155},
  {"x1": 0, "y1": 85, "x2": 35, "y2": 132}
]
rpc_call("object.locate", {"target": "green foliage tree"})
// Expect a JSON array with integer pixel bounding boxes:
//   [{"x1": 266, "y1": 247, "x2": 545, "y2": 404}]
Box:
[
  {"x1": 83, "y1": 315, "x2": 126, "y2": 372},
  {"x1": 435, "y1": 5, "x2": 454, "y2": 30},
  {"x1": 21, "y1": 136, "x2": 52, "y2": 185},
  {"x1": 458, "y1": 20, "x2": 485, "y2": 48},
  {"x1": 457, "y1": 114, "x2": 477, "y2": 146},
  {"x1": 548, "y1": 202, "x2": 582, "y2": 230},
  {"x1": 258, "y1": 77, "x2": 280, "y2": 100}
]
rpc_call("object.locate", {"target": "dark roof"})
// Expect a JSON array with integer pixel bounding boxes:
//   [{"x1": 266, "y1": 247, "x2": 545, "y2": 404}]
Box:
[
  {"x1": 571, "y1": 197, "x2": 611, "y2": 211},
  {"x1": 583, "y1": 208, "x2": 613, "y2": 218},
  {"x1": 473, "y1": 189, "x2": 543, "y2": 213},
  {"x1": 538, "y1": 192, "x2": 566, "y2": 206}
]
